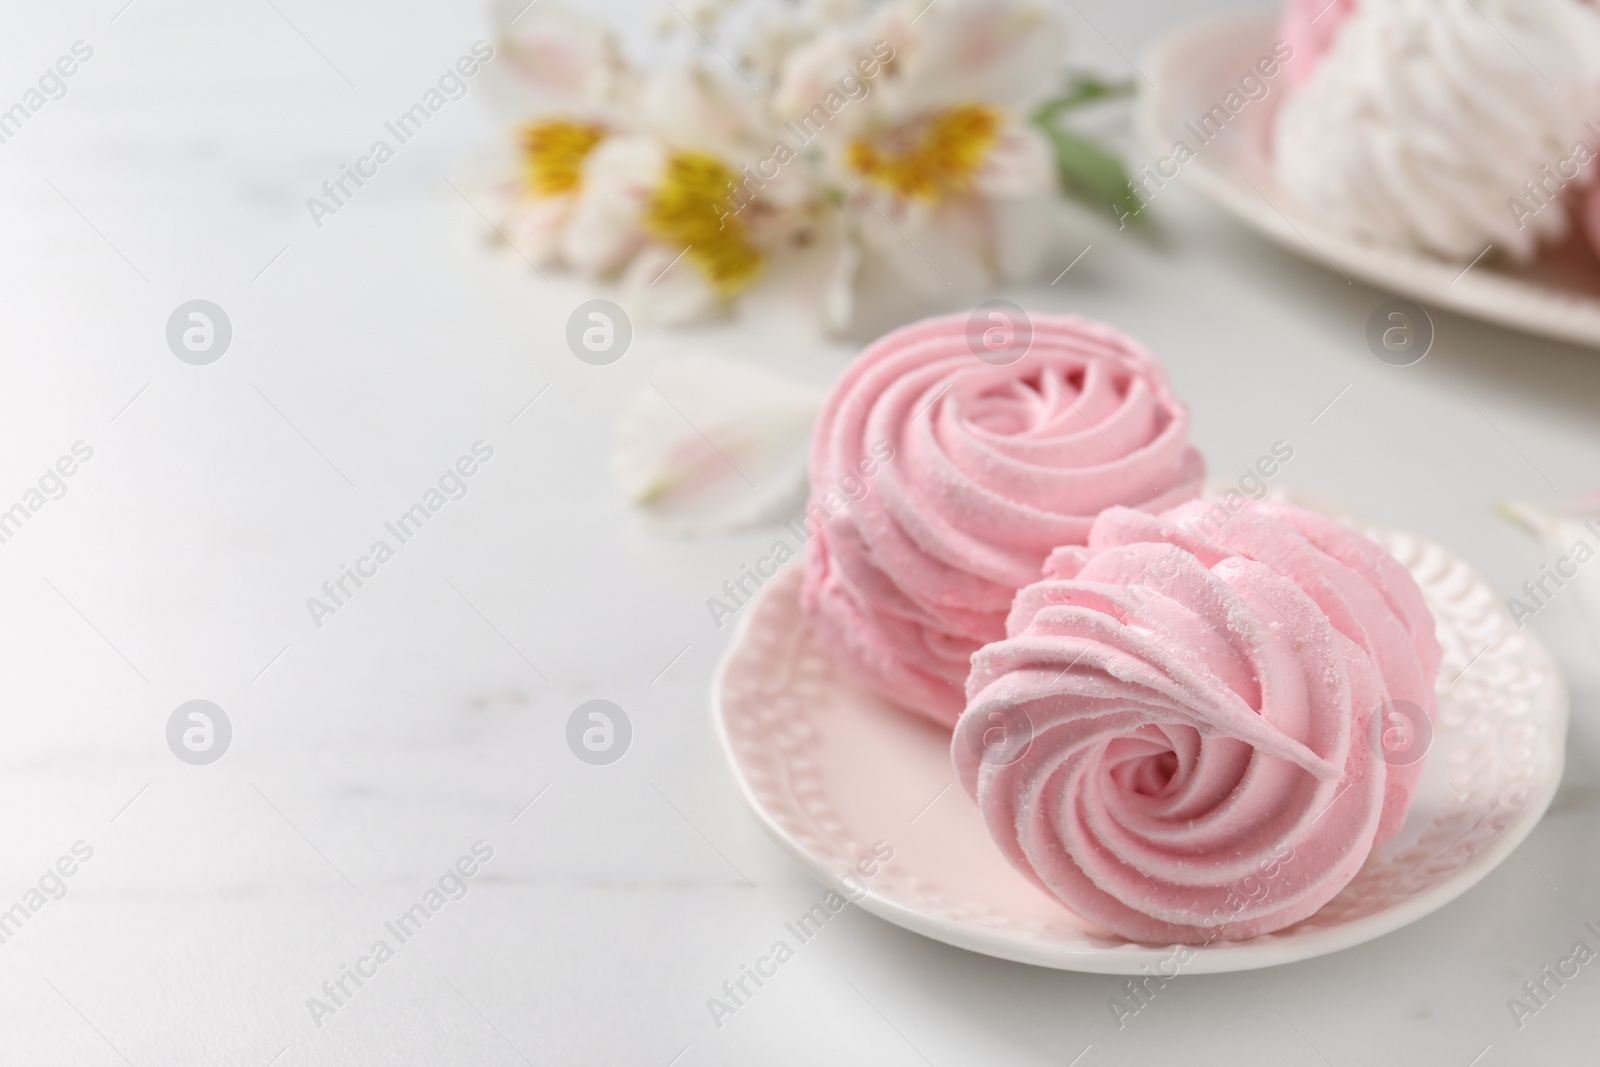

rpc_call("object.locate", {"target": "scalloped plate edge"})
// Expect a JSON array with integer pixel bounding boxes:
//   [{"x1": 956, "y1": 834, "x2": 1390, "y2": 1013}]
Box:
[{"x1": 712, "y1": 537, "x2": 1568, "y2": 974}]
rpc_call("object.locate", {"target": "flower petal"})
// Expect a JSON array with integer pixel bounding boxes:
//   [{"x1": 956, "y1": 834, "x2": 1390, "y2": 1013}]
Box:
[
  {"x1": 488, "y1": 0, "x2": 635, "y2": 120},
  {"x1": 889, "y1": 0, "x2": 1068, "y2": 112},
  {"x1": 614, "y1": 354, "x2": 824, "y2": 534},
  {"x1": 620, "y1": 245, "x2": 724, "y2": 325},
  {"x1": 638, "y1": 62, "x2": 773, "y2": 160},
  {"x1": 559, "y1": 135, "x2": 667, "y2": 274}
]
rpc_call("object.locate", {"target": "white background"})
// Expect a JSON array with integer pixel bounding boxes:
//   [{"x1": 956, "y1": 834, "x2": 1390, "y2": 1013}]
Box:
[{"x1": 1, "y1": 0, "x2": 1598, "y2": 1063}]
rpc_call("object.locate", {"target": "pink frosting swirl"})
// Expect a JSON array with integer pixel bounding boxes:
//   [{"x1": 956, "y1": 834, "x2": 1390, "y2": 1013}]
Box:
[
  {"x1": 952, "y1": 500, "x2": 1440, "y2": 943},
  {"x1": 802, "y1": 313, "x2": 1204, "y2": 725}
]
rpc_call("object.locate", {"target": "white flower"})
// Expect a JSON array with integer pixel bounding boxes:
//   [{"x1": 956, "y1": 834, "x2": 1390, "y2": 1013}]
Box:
[
  {"x1": 458, "y1": 2, "x2": 637, "y2": 269},
  {"x1": 555, "y1": 63, "x2": 825, "y2": 323},
  {"x1": 461, "y1": 0, "x2": 1095, "y2": 331},
  {"x1": 773, "y1": 0, "x2": 1068, "y2": 330}
]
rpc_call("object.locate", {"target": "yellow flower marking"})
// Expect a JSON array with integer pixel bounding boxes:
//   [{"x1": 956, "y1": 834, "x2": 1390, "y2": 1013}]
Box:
[
  {"x1": 520, "y1": 120, "x2": 606, "y2": 197},
  {"x1": 643, "y1": 152, "x2": 763, "y2": 294},
  {"x1": 848, "y1": 104, "x2": 1002, "y2": 201}
]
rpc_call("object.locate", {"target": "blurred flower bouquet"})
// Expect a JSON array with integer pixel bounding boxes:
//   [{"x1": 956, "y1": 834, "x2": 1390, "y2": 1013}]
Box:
[{"x1": 462, "y1": 0, "x2": 1134, "y2": 332}]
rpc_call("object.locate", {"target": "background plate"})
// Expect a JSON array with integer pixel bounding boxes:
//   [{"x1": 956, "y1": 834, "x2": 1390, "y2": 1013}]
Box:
[{"x1": 1137, "y1": 15, "x2": 1600, "y2": 350}]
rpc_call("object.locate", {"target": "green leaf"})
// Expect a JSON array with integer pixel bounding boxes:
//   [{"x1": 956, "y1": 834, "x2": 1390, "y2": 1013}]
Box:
[
  {"x1": 1031, "y1": 73, "x2": 1143, "y2": 226},
  {"x1": 1033, "y1": 73, "x2": 1135, "y2": 125},
  {"x1": 1037, "y1": 122, "x2": 1143, "y2": 226}
]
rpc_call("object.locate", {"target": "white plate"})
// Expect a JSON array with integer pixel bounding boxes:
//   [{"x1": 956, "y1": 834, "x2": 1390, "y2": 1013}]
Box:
[
  {"x1": 1137, "y1": 15, "x2": 1600, "y2": 350},
  {"x1": 712, "y1": 525, "x2": 1567, "y2": 973}
]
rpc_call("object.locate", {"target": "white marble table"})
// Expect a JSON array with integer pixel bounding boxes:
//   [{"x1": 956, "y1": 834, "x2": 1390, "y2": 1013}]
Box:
[{"x1": 2, "y1": 0, "x2": 1599, "y2": 1063}]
